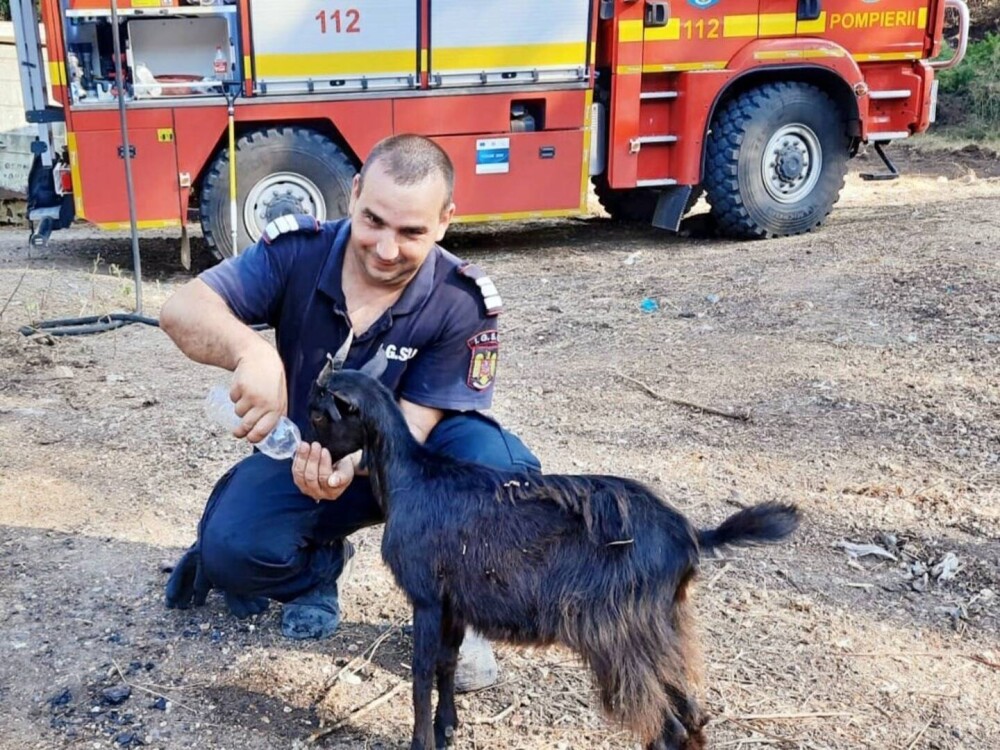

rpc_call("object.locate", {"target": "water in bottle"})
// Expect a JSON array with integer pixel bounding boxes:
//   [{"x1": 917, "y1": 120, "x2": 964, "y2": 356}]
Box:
[{"x1": 204, "y1": 384, "x2": 301, "y2": 460}]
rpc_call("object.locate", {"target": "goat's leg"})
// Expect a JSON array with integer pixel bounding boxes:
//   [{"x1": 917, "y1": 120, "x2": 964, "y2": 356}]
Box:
[
  {"x1": 645, "y1": 708, "x2": 689, "y2": 750},
  {"x1": 663, "y1": 684, "x2": 706, "y2": 748},
  {"x1": 433, "y1": 605, "x2": 464, "y2": 749},
  {"x1": 410, "y1": 603, "x2": 443, "y2": 750}
]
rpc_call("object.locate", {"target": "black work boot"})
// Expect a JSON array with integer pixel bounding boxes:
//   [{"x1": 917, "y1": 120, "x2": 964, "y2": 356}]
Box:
[{"x1": 280, "y1": 539, "x2": 355, "y2": 640}]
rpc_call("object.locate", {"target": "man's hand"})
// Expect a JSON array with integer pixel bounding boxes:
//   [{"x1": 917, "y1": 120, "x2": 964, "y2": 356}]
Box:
[
  {"x1": 292, "y1": 442, "x2": 360, "y2": 501},
  {"x1": 230, "y1": 341, "x2": 288, "y2": 445}
]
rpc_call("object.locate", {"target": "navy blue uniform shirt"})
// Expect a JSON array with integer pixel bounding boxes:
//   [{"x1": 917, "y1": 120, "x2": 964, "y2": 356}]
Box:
[{"x1": 199, "y1": 218, "x2": 499, "y2": 438}]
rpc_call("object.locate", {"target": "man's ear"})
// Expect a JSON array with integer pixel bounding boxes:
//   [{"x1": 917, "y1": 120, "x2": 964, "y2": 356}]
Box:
[
  {"x1": 435, "y1": 202, "x2": 456, "y2": 242},
  {"x1": 348, "y1": 174, "x2": 362, "y2": 214}
]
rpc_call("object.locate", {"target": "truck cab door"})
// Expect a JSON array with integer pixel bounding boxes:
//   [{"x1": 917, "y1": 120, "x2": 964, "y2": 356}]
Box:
[{"x1": 774, "y1": 0, "x2": 930, "y2": 62}]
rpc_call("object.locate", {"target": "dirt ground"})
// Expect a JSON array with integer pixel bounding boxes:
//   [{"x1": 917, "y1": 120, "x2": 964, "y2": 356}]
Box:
[{"x1": 1, "y1": 144, "x2": 998, "y2": 750}]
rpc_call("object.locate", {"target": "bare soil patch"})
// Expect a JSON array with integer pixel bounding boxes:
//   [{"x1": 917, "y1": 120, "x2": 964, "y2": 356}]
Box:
[{"x1": 1, "y1": 152, "x2": 998, "y2": 749}]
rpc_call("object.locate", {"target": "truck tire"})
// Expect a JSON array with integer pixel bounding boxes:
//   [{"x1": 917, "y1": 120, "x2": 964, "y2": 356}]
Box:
[
  {"x1": 593, "y1": 177, "x2": 703, "y2": 223},
  {"x1": 704, "y1": 82, "x2": 849, "y2": 239},
  {"x1": 199, "y1": 127, "x2": 356, "y2": 259}
]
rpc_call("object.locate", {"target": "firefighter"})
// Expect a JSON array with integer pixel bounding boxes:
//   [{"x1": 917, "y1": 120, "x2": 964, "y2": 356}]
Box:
[{"x1": 161, "y1": 134, "x2": 539, "y2": 691}]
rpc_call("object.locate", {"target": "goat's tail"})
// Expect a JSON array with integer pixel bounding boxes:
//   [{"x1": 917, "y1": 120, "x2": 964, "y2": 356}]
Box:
[{"x1": 697, "y1": 502, "x2": 800, "y2": 552}]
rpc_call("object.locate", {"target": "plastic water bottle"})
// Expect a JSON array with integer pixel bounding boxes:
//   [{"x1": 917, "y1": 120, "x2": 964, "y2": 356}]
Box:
[{"x1": 204, "y1": 384, "x2": 301, "y2": 460}]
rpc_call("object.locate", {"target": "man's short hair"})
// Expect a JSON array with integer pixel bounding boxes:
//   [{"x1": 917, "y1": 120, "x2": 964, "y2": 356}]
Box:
[{"x1": 359, "y1": 134, "x2": 455, "y2": 210}]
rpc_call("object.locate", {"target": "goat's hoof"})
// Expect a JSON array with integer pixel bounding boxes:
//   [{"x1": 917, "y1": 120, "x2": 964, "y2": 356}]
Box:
[{"x1": 434, "y1": 724, "x2": 456, "y2": 749}]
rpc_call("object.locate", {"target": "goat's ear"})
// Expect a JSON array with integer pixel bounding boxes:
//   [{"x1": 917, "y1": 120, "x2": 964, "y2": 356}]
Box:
[
  {"x1": 359, "y1": 345, "x2": 389, "y2": 381},
  {"x1": 330, "y1": 330, "x2": 354, "y2": 371}
]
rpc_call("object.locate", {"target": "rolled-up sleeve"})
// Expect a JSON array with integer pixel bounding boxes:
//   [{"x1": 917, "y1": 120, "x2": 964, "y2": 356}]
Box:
[{"x1": 198, "y1": 240, "x2": 293, "y2": 327}]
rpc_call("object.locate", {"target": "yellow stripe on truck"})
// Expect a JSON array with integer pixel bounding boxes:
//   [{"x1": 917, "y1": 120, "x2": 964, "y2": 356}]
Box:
[
  {"x1": 759, "y1": 13, "x2": 797, "y2": 36},
  {"x1": 645, "y1": 19, "x2": 682, "y2": 41},
  {"x1": 724, "y1": 15, "x2": 758, "y2": 38},
  {"x1": 453, "y1": 209, "x2": 580, "y2": 224},
  {"x1": 255, "y1": 50, "x2": 415, "y2": 77},
  {"x1": 66, "y1": 132, "x2": 84, "y2": 220},
  {"x1": 47, "y1": 61, "x2": 66, "y2": 86},
  {"x1": 797, "y1": 11, "x2": 828, "y2": 34},
  {"x1": 433, "y1": 42, "x2": 587, "y2": 70},
  {"x1": 96, "y1": 219, "x2": 182, "y2": 230},
  {"x1": 580, "y1": 89, "x2": 593, "y2": 213},
  {"x1": 619, "y1": 19, "x2": 644, "y2": 43}
]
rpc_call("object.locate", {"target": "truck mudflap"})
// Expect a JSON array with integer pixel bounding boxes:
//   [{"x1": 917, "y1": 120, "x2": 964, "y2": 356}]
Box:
[{"x1": 27, "y1": 153, "x2": 75, "y2": 247}]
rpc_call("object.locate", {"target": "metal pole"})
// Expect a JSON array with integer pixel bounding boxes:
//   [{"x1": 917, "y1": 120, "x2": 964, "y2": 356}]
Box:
[
  {"x1": 227, "y1": 92, "x2": 238, "y2": 254},
  {"x1": 109, "y1": 0, "x2": 144, "y2": 315}
]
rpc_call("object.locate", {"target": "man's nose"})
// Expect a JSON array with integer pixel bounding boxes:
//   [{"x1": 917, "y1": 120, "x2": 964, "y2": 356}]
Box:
[{"x1": 375, "y1": 238, "x2": 399, "y2": 261}]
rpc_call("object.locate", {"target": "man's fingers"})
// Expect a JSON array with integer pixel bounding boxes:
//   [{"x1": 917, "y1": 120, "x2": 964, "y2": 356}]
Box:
[{"x1": 303, "y1": 442, "x2": 322, "y2": 485}]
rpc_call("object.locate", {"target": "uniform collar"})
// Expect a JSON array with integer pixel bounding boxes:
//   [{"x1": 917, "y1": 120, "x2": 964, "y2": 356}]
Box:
[{"x1": 317, "y1": 219, "x2": 439, "y2": 318}]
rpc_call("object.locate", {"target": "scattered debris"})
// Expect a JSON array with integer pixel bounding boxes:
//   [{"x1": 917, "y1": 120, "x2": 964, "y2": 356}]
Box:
[
  {"x1": 835, "y1": 541, "x2": 898, "y2": 561},
  {"x1": 46, "y1": 365, "x2": 75, "y2": 381},
  {"x1": 48, "y1": 688, "x2": 72, "y2": 708},
  {"x1": 100, "y1": 685, "x2": 132, "y2": 706},
  {"x1": 931, "y1": 552, "x2": 963, "y2": 582}
]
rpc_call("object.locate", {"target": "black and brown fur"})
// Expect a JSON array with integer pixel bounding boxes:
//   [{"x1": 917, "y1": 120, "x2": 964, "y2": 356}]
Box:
[{"x1": 309, "y1": 346, "x2": 800, "y2": 750}]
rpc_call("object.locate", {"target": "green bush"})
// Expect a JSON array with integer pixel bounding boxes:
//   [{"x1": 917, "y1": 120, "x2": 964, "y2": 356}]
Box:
[
  {"x1": 0, "y1": 1, "x2": 10, "y2": 22},
  {"x1": 937, "y1": 33, "x2": 1000, "y2": 136}
]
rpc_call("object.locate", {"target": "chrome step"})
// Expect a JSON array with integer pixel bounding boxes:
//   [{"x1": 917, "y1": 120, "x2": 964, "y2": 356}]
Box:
[
  {"x1": 869, "y1": 89, "x2": 912, "y2": 100},
  {"x1": 635, "y1": 178, "x2": 678, "y2": 187},
  {"x1": 640, "y1": 91, "x2": 679, "y2": 100},
  {"x1": 635, "y1": 135, "x2": 678, "y2": 144}
]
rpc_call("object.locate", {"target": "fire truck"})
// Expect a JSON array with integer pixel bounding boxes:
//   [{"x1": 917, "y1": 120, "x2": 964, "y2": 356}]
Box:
[{"x1": 12, "y1": 0, "x2": 968, "y2": 260}]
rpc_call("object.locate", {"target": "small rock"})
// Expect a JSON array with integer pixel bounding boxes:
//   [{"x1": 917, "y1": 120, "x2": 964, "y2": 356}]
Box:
[
  {"x1": 149, "y1": 698, "x2": 167, "y2": 711},
  {"x1": 932, "y1": 552, "x2": 963, "y2": 581},
  {"x1": 101, "y1": 685, "x2": 132, "y2": 707},
  {"x1": 705, "y1": 293, "x2": 721, "y2": 304},
  {"x1": 48, "y1": 365, "x2": 75, "y2": 380},
  {"x1": 48, "y1": 688, "x2": 73, "y2": 708},
  {"x1": 678, "y1": 311, "x2": 697, "y2": 319},
  {"x1": 339, "y1": 672, "x2": 362, "y2": 686}
]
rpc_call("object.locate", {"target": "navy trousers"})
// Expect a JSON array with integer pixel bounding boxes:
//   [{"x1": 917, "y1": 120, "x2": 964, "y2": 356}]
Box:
[{"x1": 198, "y1": 413, "x2": 540, "y2": 603}]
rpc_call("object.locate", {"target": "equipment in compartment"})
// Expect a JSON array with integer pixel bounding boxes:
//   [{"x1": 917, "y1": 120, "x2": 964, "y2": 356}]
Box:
[
  {"x1": 63, "y1": 6, "x2": 236, "y2": 103},
  {"x1": 129, "y1": 17, "x2": 230, "y2": 97}
]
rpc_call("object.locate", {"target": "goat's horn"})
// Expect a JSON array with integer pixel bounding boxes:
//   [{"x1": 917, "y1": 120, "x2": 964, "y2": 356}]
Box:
[
  {"x1": 317, "y1": 330, "x2": 354, "y2": 386},
  {"x1": 359, "y1": 345, "x2": 389, "y2": 381},
  {"x1": 331, "y1": 330, "x2": 354, "y2": 371}
]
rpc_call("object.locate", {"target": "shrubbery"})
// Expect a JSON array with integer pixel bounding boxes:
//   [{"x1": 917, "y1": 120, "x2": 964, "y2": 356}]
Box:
[{"x1": 936, "y1": 33, "x2": 1000, "y2": 137}]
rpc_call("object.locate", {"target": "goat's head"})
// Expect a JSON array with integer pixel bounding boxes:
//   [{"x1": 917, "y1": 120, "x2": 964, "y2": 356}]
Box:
[{"x1": 308, "y1": 332, "x2": 389, "y2": 461}]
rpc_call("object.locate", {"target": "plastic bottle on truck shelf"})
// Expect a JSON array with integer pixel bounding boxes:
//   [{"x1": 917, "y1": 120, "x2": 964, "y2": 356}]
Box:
[
  {"x1": 204, "y1": 384, "x2": 301, "y2": 460},
  {"x1": 213, "y1": 46, "x2": 228, "y2": 78}
]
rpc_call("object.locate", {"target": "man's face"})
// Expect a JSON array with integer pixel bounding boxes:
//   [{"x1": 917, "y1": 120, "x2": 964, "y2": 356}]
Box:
[{"x1": 346, "y1": 162, "x2": 455, "y2": 288}]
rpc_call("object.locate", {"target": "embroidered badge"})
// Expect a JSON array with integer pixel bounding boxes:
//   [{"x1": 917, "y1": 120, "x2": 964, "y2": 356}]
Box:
[{"x1": 467, "y1": 330, "x2": 499, "y2": 390}]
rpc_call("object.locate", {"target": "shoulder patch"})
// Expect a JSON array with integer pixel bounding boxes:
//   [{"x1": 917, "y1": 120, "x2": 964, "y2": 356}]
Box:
[
  {"x1": 261, "y1": 214, "x2": 322, "y2": 245},
  {"x1": 467, "y1": 330, "x2": 499, "y2": 391},
  {"x1": 457, "y1": 262, "x2": 503, "y2": 316}
]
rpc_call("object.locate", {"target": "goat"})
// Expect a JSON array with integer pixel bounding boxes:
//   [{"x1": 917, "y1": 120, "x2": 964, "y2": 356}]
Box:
[{"x1": 309, "y1": 339, "x2": 800, "y2": 750}]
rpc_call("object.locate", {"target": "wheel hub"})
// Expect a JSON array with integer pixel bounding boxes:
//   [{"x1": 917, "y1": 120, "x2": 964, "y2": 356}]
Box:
[
  {"x1": 263, "y1": 191, "x2": 307, "y2": 223},
  {"x1": 244, "y1": 172, "x2": 327, "y2": 242},
  {"x1": 775, "y1": 146, "x2": 805, "y2": 182},
  {"x1": 761, "y1": 124, "x2": 823, "y2": 204}
]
